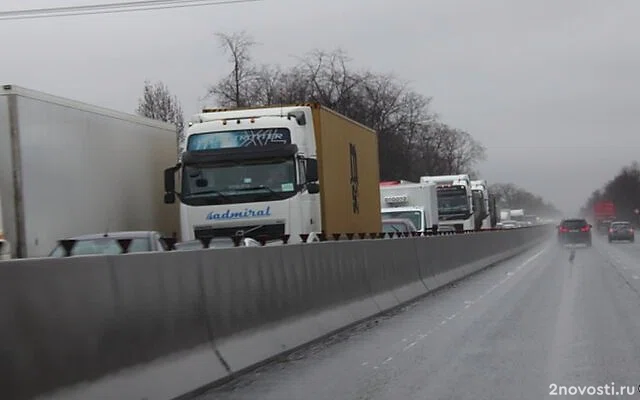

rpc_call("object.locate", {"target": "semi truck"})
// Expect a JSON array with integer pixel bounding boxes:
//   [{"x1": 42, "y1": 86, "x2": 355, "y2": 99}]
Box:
[
  {"x1": 0, "y1": 84, "x2": 180, "y2": 258},
  {"x1": 593, "y1": 200, "x2": 615, "y2": 234},
  {"x1": 471, "y1": 179, "x2": 491, "y2": 230},
  {"x1": 510, "y1": 209, "x2": 525, "y2": 220},
  {"x1": 163, "y1": 103, "x2": 382, "y2": 243},
  {"x1": 420, "y1": 174, "x2": 475, "y2": 232},
  {"x1": 379, "y1": 181, "x2": 439, "y2": 233}
]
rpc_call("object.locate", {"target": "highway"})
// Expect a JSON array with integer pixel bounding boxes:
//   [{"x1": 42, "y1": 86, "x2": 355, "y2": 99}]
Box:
[{"x1": 195, "y1": 234, "x2": 640, "y2": 400}]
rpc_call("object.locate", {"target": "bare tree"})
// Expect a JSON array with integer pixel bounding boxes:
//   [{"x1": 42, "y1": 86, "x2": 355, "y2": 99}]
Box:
[
  {"x1": 490, "y1": 183, "x2": 560, "y2": 216},
  {"x1": 207, "y1": 31, "x2": 488, "y2": 180},
  {"x1": 136, "y1": 80, "x2": 184, "y2": 150},
  {"x1": 209, "y1": 31, "x2": 258, "y2": 107}
]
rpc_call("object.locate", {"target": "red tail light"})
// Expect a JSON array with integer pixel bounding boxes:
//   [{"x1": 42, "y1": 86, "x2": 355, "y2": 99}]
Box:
[
  {"x1": 609, "y1": 228, "x2": 614, "y2": 233},
  {"x1": 581, "y1": 225, "x2": 590, "y2": 232},
  {"x1": 559, "y1": 227, "x2": 569, "y2": 233}
]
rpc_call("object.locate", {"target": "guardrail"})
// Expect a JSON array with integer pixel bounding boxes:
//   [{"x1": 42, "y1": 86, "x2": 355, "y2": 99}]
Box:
[{"x1": 0, "y1": 224, "x2": 553, "y2": 400}]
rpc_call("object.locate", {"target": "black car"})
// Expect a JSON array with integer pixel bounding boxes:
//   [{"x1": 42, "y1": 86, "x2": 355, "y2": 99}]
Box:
[
  {"x1": 608, "y1": 221, "x2": 635, "y2": 243},
  {"x1": 558, "y1": 218, "x2": 592, "y2": 247}
]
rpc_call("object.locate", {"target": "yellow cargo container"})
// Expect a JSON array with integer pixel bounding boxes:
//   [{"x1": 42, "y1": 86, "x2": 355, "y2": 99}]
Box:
[{"x1": 309, "y1": 104, "x2": 382, "y2": 234}]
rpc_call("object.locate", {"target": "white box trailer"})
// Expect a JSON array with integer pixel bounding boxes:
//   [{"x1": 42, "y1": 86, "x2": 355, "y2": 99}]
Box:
[
  {"x1": 380, "y1": 181, "x2": 439, "y2": 233},
  {"x1": 0, "y1": 84, "x2": 180, "y2": 258}
]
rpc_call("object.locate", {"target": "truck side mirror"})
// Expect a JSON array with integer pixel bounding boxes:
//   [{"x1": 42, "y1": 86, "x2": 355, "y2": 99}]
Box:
[
  {"x1": 305, "y1": 158, "x2": 318, "y2": 182},
  {"x1": 307, "y1": 182, "x2": 320, "y2": 194},
  {"x1": 164, "y1": 192, "x2": 176, "y2": 204},
  {"x1": 164, "y1": 166, "x2": 176, "y2": 192},
  {"x1": 164, "y1": 165, "x2": 179, "y2": 204}
]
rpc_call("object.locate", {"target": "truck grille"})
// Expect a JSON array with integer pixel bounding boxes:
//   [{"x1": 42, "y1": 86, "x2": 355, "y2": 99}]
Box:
[
  {"x1": 440, "y1": 213, "x2": 468, "y2": 221},
  {"x1": 194, "y1": 223, "x2": 285, "y2": 241}
]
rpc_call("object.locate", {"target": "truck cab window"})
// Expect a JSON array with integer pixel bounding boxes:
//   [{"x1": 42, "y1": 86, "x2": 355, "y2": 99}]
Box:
[{"x1": 181, "y1": 157, "x2": 299, "y2": 206}]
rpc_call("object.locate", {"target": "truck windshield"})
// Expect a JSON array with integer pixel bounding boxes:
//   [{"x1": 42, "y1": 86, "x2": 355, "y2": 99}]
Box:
[
  {"x1": 437, "y1": 188, "x2": 470, "y2": 215},
  {"x1": 381, "y1": 210, "x2": 423, "y2": 231},
  {"x1": 181, "y1": 157, "x2": 297, "y2": 205}
]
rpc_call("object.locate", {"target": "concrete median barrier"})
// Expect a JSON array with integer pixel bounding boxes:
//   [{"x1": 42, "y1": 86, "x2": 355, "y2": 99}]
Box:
[{"x1": 1, "y1": 225, "x2": 553, "y2": 400}]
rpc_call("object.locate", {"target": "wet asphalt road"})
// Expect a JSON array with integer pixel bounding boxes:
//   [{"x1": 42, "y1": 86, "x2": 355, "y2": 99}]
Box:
[{"x1": 194, "y1": 235, "x2": 640, "y2": 400}]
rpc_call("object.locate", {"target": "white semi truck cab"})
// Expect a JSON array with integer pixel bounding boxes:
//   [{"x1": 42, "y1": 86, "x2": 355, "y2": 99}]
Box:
[
  {"x1": 379, "y1": 181, "x2": 439, "y2": 233},
  {"x1": 164, "y1": 108, "x2": 320, "y2": 244},
  {"x1": 420, "y1": 174, "x2": 475, "y2": 233}
]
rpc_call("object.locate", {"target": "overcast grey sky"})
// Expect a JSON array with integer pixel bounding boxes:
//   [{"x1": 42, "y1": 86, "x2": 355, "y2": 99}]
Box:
[{"x1": 2, "y1": 0, "x2": 639, "y2": 214}]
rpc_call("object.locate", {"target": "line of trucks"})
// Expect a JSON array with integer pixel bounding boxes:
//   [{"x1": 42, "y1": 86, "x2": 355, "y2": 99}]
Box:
[
  {"x1": 1, "y1": 85, "x2": 500, "y2": 259},
  {"x1": 163, "y1": 103, "x2": 499, "y2": 242}
]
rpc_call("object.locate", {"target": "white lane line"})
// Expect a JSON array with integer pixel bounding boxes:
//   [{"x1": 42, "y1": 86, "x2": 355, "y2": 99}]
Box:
[
  {"x1": 382, "y1": 357, "x2": 393, "y2": 364},
  {"x1": 403, "y1": 342, "x2": 417, "y2": 352}
]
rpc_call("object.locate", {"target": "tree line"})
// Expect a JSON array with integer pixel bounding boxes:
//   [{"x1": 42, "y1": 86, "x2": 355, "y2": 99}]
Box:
[
  {"x1": 581, "y1": 162, "x2": 640, "y2": 222},
  {"x1": 490, "y1": 183, "x2": 561, "y2": 217},
  {"x1": 137, "y1": 31, "x2": 486, "y2": 180},
  {"x1": 135, "y1": 30, "x2": 558, "y2": 211}
]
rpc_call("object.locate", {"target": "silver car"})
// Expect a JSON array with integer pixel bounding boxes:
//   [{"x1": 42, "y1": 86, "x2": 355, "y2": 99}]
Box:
[{"x1": 49, "y1": 231, "x2": 169, "y2": 257}]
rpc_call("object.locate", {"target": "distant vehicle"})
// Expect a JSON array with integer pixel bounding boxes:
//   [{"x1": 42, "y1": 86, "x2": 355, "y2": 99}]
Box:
[
  {"x1": 48, "y1": 231, "x2": 169, "y2": 257},
  {"x1": 608, "y1": 221, "x2": 634, "y2": 243},
  {"x1": 557, "y1": 218, "x2": 592, "y2": 247},
  {"x1": 420, "y1": 174, "x2": 475, "y2": 232},
  {"x1": 379, "y1": 181, "x2": 439, "y2": 234},
  {"x1": 382, "y1": 218, "x2": 418, "y2": 235},
  {"x1": 594, "y1": 201, "x2": 616, "y2": 234},
  {"x1": 174, "y1": 237, "x2": 262, "y2": 250},
  {"x1": 499, "y1": 220, "x2": 520, "y2": 229}
]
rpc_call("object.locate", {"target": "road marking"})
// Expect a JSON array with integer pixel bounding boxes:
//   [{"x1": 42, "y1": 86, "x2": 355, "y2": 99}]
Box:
[
  {"x1": 403, "y1": 342, "x2": 417, "y2": 352},
  {"x1": 382, "y1": 357, "x2": 393, "y2": 364}
]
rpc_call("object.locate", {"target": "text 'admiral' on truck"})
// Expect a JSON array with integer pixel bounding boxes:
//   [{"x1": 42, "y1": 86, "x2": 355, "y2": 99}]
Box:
[{"x1": 163, "y1": 103, "x2": 382, "y2": 244}]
